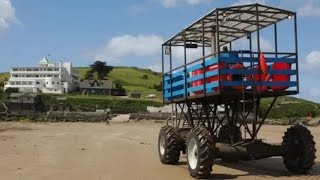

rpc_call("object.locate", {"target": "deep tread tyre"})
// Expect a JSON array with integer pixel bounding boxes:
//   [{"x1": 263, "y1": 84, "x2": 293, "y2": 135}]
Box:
[
  {"x1": 218, "y1": 125, "x2": 242, "y2": 162},
  {"x1": 158, "y1": 125, "x2": 180, "y2": 164},
  {"x1": 282, "y1": 124, "x2": 316, "y2": 173},
  {"x1": 187, "y1": 127, "x2": 214, "y2": 179},
  {"x1": 218, "y1": 124, "x2": 242, "y2": 143}
]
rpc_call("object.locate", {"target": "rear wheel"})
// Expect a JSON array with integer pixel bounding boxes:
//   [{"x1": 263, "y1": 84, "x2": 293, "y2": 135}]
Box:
[
  {"x1": 158, "y1": 125, "x2": 180, "y2": 164},
  {"x1": 282, "y1": 124, "x2": 316, "y2": 173},
  {"x1": 218, "y1": 125, "x2": 242, "y2": 162},
  {"x1": 187, "y1": 127, "x2": 214, "y2": 179},
  {"x1": 218, "y1": 124, "x2": 242, "y2": 143}
]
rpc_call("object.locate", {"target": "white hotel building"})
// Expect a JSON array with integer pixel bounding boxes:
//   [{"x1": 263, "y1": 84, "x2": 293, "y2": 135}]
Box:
[{"x1": 4, "y1": 57, "x2": 79, "y2": 94}]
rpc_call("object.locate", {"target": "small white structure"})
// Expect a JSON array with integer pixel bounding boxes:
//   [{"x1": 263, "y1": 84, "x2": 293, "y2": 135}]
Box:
[
  {"x1": 146, "y1": 94, "x2": 156, "y2": 98},
  {"x1": 4, "y1": 57, "x2": 79, "y2": 94}
]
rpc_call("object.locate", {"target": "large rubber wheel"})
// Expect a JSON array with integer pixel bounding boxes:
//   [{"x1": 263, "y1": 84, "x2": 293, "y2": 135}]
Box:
[
  {"x1": 218, "y1": 124, "x2": 242, "y2": 163},
  {"x1": 187, "y1": 127, "x2": 214, "y2": 179},
  {"x1": 218, "y1": 124, "x2": 242, "y2": 143},
  {"x1": 158, "y1": 125, "x2": 180, "y2": 164},
  {"x1": 282, "y1": 124, "x2": 316, "y2": 173}
]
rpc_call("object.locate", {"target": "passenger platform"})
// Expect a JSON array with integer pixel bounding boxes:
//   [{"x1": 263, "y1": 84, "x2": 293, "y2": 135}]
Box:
[{"x1": 163, "y1": 51, "x2": 298, "y2": 103}]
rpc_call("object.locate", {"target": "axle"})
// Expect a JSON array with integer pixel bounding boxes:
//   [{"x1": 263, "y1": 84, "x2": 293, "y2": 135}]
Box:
[{"x1": 214, "y1": 140, "x2": 285, "y2": 160}]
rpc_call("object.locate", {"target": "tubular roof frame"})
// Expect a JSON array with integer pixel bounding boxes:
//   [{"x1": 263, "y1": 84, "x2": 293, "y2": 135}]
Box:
[{"x1": 162, "y1": 3, "x2": 295, "y2": 47}]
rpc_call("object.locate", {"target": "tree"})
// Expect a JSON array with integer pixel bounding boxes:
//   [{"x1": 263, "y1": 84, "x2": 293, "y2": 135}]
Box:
[
  {"x1": 89, "y1": 61, "x2": 113, "y2": 80},
  {"x1": 153, "y1": 82, "x2": 163, "y2": 91},
  {"x1": 84, "y1": 70, "x2": 94, "y2": 79},
  {"x1": 114, "y1": 80, "x2": 124, "y2": 90},
  {"x1": 4, "y1": 87, "x2": 19, "y2": 93},
  {"x1": 142, "y1": 74, "x2": 148, "y2": 79}
]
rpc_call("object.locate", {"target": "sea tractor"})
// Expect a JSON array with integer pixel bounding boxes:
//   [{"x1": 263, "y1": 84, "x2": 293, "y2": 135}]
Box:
[{"x1": 158, "y1": 3, "x2": 316, "y2": 179}]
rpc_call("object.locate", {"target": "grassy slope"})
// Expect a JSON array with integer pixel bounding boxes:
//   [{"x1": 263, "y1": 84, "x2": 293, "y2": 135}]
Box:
[
  {"x1": 261, "y1": 96, "x2": 320, "y2": 118},
  {"x1": 0, "y1": 72, "x2": 9, "y2": 82},
  {"x1": 77, "y1": 66, "x2": 162, "y2": 100}
]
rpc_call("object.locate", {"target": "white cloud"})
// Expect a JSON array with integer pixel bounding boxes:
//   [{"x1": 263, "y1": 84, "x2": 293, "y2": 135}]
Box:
[
  {"x1": 94, "y1": 34, "x2": 164, "y2": 64},
  {"x1": 276, "y1": 0, "x2": 320, "y2": 17},
  {"x1": 301, "y1": 51, "x2": 320, "y2": 74},
  {"x1": 232, "y1": 0, "x2": 266, "y2": 6},
  {"x1": 160, "y1": 0, "x2": 213, "y2": 8},
  {"x1": 308, "y1": 88, "x2": 320, "y2": 100},
  {"x1": 128, "y1": 4, "x2": 149, "y2": 15},
  {"x1": 171, "y1": 46, "x2": 204, "y2": 62},
  {"x1": 299, "y1": 87, "x2": 320, "y2": 103},
  {"x1": 148, "y1": 63, "x2": 162, "y2": 72},
  {"x1": 233, "y1": 36, "x2": 273, "y2": 52},
  {"x1": 297, "y1": 0, "x2": 320, "y2": 17},
  {"x1": 93, "y1": 34, "x2": 207, "y2": 67},
  {"x1": 259, "y1": 38, "x2": 273, "y2": 52},
  {"x1": 0, "y1": 0, "x2": 18, "y2": 32}
]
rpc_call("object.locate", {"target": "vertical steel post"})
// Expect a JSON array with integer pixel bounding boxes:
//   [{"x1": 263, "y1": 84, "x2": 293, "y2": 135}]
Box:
[
  {"x1": 216, "y1": 10, "x2": 221, "y2": 92},
  {"x1": 202, "y1": 20, "x2": 206, "y2": 96},
  {"x1": 253, "y1": 4, "x2": 261, "y2": 138},
  {"x1": 256, "y1": 5, "x2": 261, "y2": 53},
  {"x1": 184, "y1": 32, "x2": 188, "y2": 99},
  {"x1": 274, "y1": 23, "x2": 278, "y2": 58},
  {"x1": 294, "y1": 13, "x2": 299, "y2": 93},
  {"x1": 249, "y1": 33, "x2": 252, "y2": 52},
  {"x1": 162, "y1": 45, "x2": 164, "y2": 102},
  {"x1": 169, "y1": 42, "x2": 173, "y2": 103}
]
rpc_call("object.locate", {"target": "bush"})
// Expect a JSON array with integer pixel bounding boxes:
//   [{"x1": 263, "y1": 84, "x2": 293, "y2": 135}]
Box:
[
  {"x1": 142, "y1": 74, "x2": 148, "y2": 79},
  {"x1": 68, "y1": 98, "x2": 163, "y2": 114},
  {"x1": 5, "y1": 87, "x2": 19, "y2": 93}
]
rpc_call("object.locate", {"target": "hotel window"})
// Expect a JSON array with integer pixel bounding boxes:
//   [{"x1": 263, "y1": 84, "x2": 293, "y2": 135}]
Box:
[
  {"x1": 36, "y1": 82, "x2": 40, "y2": 85},
  {"x1": 22, "y1": 81, "x2": 27, "y2": 85},
  {"x1": 16, "y1": 81, "x2": 21, "y2": 85},
  {"x1": 57, "y1": 82, "x2": 60, "y2": 85},
  {"x1": 28, "y1": 81, "x2": 32, "y2": 85},
  {"x1": 52, "y1": 82, "x2": 54, "y2": 84}
]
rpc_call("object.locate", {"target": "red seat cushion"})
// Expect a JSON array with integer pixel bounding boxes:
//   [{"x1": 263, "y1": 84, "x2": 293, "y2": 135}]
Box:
[{"x1": 271, "y1": 62, "x2": 291, "y2": 91}]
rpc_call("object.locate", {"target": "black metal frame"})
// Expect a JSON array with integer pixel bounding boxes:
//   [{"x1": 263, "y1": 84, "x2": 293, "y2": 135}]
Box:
[{"x1": 162, "y1": 3, "x2": 299, "y2": 142}]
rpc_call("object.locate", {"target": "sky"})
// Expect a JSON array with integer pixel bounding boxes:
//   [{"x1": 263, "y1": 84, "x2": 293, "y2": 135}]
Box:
[{"x1": 0, "y1": 0, "x2": 320, "y2": 102}]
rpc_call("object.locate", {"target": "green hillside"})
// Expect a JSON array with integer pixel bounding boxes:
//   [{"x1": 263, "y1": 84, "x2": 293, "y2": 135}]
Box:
[
  {"x1": 261, "y1": 96, "x2": 320, "y2": 119},
  {"x1": 77, "y1": 66, "x2": 162, "y2": 99},
  {"x1": 0, "y1": 72, "x2": 9, "y2": 83}
]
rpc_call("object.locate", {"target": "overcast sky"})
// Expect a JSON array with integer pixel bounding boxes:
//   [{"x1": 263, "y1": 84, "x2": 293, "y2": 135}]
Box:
[{"x1": 0, "y1": 0, "x2": 320, "y2": 102}]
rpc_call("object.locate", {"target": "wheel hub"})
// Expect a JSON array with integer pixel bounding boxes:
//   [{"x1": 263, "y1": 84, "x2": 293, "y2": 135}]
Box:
[
  {"x1": 159, "y1": 136, "x2": 165, "y2": 155},
  {"x1": 188, "y1": 138, "x2": 198, "y2": 170}
]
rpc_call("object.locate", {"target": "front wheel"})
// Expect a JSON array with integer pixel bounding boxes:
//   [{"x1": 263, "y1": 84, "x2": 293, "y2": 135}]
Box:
[
  {"x1": 187, "y1": 127, "x2": 214, "y2": 179},
  {"x1": 282, "y1": 124, "x2": 316, "y2": 173},
  {"x1": 158, "y1": 125, "x2": 180, "y2": 164}
]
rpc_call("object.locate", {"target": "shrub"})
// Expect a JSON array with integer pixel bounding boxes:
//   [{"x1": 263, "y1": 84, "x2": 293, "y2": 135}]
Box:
[{"x1": 68, "y1": 98, "x2": 162, "y2": 114}]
